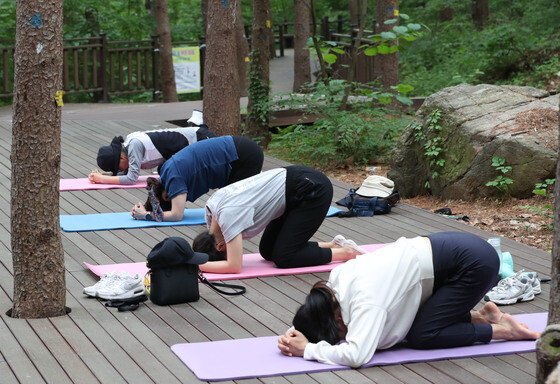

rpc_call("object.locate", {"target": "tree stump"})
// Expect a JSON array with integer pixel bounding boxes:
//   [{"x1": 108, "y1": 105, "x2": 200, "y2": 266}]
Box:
[{"x1": 537, "y1": 325, "x2": 560, "y2": 383}]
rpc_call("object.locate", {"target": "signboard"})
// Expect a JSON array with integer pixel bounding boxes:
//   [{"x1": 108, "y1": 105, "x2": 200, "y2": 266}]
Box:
[{"x1": 172, "y1": 46, "x2": 201, "y2": 93}]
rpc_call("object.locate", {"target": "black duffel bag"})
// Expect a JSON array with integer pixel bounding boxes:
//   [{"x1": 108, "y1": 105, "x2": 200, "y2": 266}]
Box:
[{"x1": 146, "y1": 237, "x2": 245, "y2": 306}]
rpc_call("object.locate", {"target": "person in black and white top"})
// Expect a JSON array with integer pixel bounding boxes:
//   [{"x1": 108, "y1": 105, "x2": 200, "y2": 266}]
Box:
[
  {"x1": 277, "y1": 231, "x2": 541, "y2": 367},
  {"x1": 192, "y1": 165, "x2": 362, "y2": 274},
  {"x1": 90, "y1": 124, "x2": 215, "y2": 185}
]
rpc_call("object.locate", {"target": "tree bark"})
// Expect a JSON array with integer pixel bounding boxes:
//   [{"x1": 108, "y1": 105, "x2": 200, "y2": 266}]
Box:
[
  {"x1": 11, "y1": 0, "x2": 66, "y2": 318},
  {"x1": 472, "y1": 0, "x2": 489, "y2": 30},
  {"x1": 293, "y1": 0, "x2": 312, "y2": 91},
  {"x1": 245, "y1": 0, "x2": 271, "y2": 146},
  {"x1": 373, "y1": 0, "x2": 399, "y2": 89},
  {"x1": 340, "y1": 0, "x2": 367, "y2": 110},
  {"x1": 154, "y1": 0, "x2": 178, "y2": 102},
  {"x1": 236, "y1": 4, "x2": 249, "y2": 98},
  {"x1": 348, "y1": 0, "x2": 360, "y2": 27},
  {"x1": 203, "y1": 0, "x2": 241, "y2": 136},
  {"x1": 536, "y1": 99, "x2": 560, "y2": 383}
]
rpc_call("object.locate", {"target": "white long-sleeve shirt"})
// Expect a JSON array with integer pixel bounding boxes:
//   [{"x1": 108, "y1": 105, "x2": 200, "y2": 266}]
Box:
[{"x1": 303, "y1": 236, "x2": 435, "y2": 367}]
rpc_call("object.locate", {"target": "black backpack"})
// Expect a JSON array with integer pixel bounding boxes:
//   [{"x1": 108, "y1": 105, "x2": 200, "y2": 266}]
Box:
[{"x1": 335, "y1": 189, "x2": 400, "y2": 217}]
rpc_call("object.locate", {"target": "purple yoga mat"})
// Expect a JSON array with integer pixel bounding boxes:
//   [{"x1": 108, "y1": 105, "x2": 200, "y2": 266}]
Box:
[{"x1": 171, "y1": 312, "x2": 547, "y2": 381}]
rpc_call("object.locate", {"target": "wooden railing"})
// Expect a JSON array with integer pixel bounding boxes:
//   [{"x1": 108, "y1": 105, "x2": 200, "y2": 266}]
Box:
[
  {"x1": 0, "y1": 34, "x2": 185, "y2": 101},
  {"x1": 0, "y1": 18, "x2": 364, "y2": 101}
]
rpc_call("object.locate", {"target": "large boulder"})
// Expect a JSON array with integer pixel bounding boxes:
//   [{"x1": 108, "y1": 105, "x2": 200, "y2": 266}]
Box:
[{"x1": 388, "y1": 84, "x2": 559, "y2": 200}]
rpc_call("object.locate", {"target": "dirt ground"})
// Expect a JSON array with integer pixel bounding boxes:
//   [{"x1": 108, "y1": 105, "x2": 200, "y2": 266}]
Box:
[
  {"x1": 327, "y1": 165, "x2": 555, "y2": 253},
  {"x1": 326, "y1": 107, "x2": 558, "y2": 252}
]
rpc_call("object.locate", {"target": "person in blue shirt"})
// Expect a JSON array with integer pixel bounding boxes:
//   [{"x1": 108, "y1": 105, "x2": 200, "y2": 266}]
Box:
[{"x1": 131, "y1": 136, "x2": 263, "y2": 221}]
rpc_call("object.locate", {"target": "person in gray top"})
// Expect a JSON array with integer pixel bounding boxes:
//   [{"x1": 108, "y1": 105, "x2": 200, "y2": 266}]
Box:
[
  {"x1": 192, "y1": 165, "x2": 362, "y2": 274},
  {"x1": 89, "y1": 125, "x2": 215, "y2": 185}
]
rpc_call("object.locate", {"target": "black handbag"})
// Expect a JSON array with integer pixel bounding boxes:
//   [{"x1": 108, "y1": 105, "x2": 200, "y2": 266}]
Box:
[{"x1": 147, "y1": 237, "x2": 246, "y2": 306}]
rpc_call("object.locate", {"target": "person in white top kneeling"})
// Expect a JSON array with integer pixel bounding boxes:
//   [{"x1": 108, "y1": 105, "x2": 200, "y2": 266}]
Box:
[
  {"x1": 277, "y1": 231, "x2": 541, "y2": 368},
  {"x1": 192, "y1": 165, "x2": 362, "y2": 274}
]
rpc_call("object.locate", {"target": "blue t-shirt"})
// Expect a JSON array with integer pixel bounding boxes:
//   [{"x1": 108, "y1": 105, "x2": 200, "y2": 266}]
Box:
[{"x1": 159, "y1": 136, "x2": 238, "y2": 202}]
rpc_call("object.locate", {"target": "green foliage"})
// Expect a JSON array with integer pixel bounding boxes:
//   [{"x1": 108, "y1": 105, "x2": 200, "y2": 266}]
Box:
[
  {"x1": 399, "y1": 0, "x2": 560, "y2": 95},
  {"x1": 268, "y1": 81, "x2": 413, "y2": 169},
  {"x1": 485, "y1": 156, "x2": 513, "y2": 193},
  {"x1": 533, "y1": 178, "x2": 555, "y2": 197},
  {"x1": 247, "y1": 59, "x2": 270, "y2": 126},
  {"x1": 411, "y1": 109, "x2": 445, "y2": 188}
]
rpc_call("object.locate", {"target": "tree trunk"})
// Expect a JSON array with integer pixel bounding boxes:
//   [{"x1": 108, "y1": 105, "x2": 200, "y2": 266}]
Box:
[
  {"x1": 340, "y1": 0, "x2": 367, "y2": 110},
  {"x1": 203, "y1": 0, "x2": 241, "y2": 136},
  {"x1": 236, "y1": 4, "x2": 249, "y2": 98},
  {"x1": 348, "y1": 0, "x2": 360, "y2": 27},
  {"x1": 11, "y1": 0, "x2": 66, "y2": 319},
  {"x1": 373, "y1": 0, "x2": 399, "y2": 89},
  {"x1": 536, "y1": 101, "x2": 560, "y2": 383},
  {"x1": 472, "y1": 0, "x2": 489, "y2": 30},
  {"x1": 439, "y1": 6, "x2": 454, "y2": 22},
  {"x1": 201, "y1": 0, "x2": 208, "y2": 31},
  {"x1": 293, "y1": 0, "x2": 312, "y2": 91},
  {"x1": 245, "y1": 0, "x2": 271, "y2": 147},
  {"x1": 268, "y1": 20, "x2": 277, "y2": 59},
  {"x1": 154, "y1": 0, "x2": 178, "y2": 102}
]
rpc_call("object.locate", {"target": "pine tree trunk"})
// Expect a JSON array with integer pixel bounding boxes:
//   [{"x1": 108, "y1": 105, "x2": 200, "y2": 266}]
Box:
[
  {"x1": 236, "y1": 5, "x2": 249, "y2": 98},
  {"x1": 154, "y1": 0, "x2": 178, "y2": 102},
  {"x1": 293, "y1": 0, "x2": 311, "y2": 91},
  {"x1": 203, "y1": 0, "x2": 241, "y2": 136},
  {"x1": 536, "y1": 102, "x2": 560, "y2": 383},
  {"x1": 373, "y1": 0, "x2": 399, "y2": 89},
  {"x1": 245, "y1": 0, "x2": 271, "y2": 146},
  {"x1": 348, "y1": 0, "x2": 360, "y2": 27},
  {"x1": 11, "y1": 0, "x2": 66, "y2": 318},
  {"x1": 472, "y1": 0, "x2": 489, "y2": 30}
]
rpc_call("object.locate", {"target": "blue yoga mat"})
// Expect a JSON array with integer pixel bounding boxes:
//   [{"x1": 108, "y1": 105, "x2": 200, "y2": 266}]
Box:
[
  {"x1": 60, "y1": 206, "x2": 342, "y2": 232},
  {"x1": 60, "y1": 208, "x2": 206, "y2": 232}
]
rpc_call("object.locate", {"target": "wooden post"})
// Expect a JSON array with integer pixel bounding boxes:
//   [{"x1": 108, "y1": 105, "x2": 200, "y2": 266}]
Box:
[
  {"x1": 278, "y1": 23, "x2": 285, "y2": 58},
  {"x1": 320, "y1": 16, "x2": 329, "y2": 40},
  {"x1": 99, "y1": 33, "x2": 109, "y2": 102}
]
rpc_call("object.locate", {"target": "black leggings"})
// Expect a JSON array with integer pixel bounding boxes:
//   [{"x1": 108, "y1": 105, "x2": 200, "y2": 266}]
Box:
[
  {"x1": 406, "y1": 232, "x2": 500, "y2": 349},
  {"x1": 228, "y1": 136, "x2": 264, "y2": 184},
  {"x1": 259, "y1": 165, "x2": 333, "y2": 268}
]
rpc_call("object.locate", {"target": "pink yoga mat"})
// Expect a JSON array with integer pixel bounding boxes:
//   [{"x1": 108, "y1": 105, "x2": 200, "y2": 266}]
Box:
[
  {"x1": 84, "y1": 243, "x2": 387, "y2": 281},
  {"x1": 60, "y1": 175, "x2": 158, "y2": 191},
  {"x1": 171, "y1": 312, "x2": 547, "y2": 381}
]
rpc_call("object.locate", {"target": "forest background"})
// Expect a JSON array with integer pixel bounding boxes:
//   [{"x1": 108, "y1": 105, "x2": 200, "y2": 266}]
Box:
[
  {"x1": 2, "y1": 0, "x2": 560, "y2": 251},
  {"x1": 1, "y1": 0, "x2": 558, "y2": 97}
]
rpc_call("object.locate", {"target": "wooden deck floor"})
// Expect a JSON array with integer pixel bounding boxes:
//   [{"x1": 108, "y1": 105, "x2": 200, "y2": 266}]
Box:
[{"x1": 0, "y1": 118, "x2": 551, "y2": 383}]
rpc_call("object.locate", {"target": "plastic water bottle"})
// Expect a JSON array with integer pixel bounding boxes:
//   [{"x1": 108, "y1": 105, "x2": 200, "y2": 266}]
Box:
[{"x1": 487, "y1": 237, "x2": 503, "y2": 263}]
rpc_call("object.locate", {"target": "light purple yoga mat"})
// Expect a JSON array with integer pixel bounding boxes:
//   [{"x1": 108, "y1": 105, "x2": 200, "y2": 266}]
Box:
[
  {"x1": 171, "y1": 312, "x2": 547, "y2": 381},
  {"x1": 60, "y1": 175, "x2": 157, "y2": 191}
]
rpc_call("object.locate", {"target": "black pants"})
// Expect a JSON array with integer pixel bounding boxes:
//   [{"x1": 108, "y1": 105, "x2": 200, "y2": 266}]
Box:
[
  {"x1": 228, "y1": 136, "x2": 264, "y2": 184},
  {"x1": 406, "y1": 232, "x2": 500, "y2": 349},
  {"x1": 259, "y1": 165, "x2": 333, "y2": 268}
]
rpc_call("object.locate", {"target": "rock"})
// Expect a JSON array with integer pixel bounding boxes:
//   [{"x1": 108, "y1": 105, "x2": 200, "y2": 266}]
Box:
[{"x1": 388, "y1": 84, "x2": 559, "y2": 200}]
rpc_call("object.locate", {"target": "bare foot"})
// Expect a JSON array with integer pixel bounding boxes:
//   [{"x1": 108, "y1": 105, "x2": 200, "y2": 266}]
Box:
[
  {"x1": 492, "y1": 313, "x2": 540, "y2": 340},
  {"x1": 479, "y1": 302, "x2": 504, "y2": 324}
]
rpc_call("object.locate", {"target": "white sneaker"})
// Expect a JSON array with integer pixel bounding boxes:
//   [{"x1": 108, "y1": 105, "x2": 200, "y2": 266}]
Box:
[
  {"x1": 484, "y1": 275, "x2": 535, "y2": 305},
  {"x1": 332, "y1": 235, "x2": 367, "y2": 254},
  {"x1": 517, "y1": 270, "x2": 541, "y2": 295},
  {"x1": 83, "y1": 271, "x2": 127, "y2": 298},
  {"x1": 97, "y1": 274, "x2": 146, "y2": 301}
]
